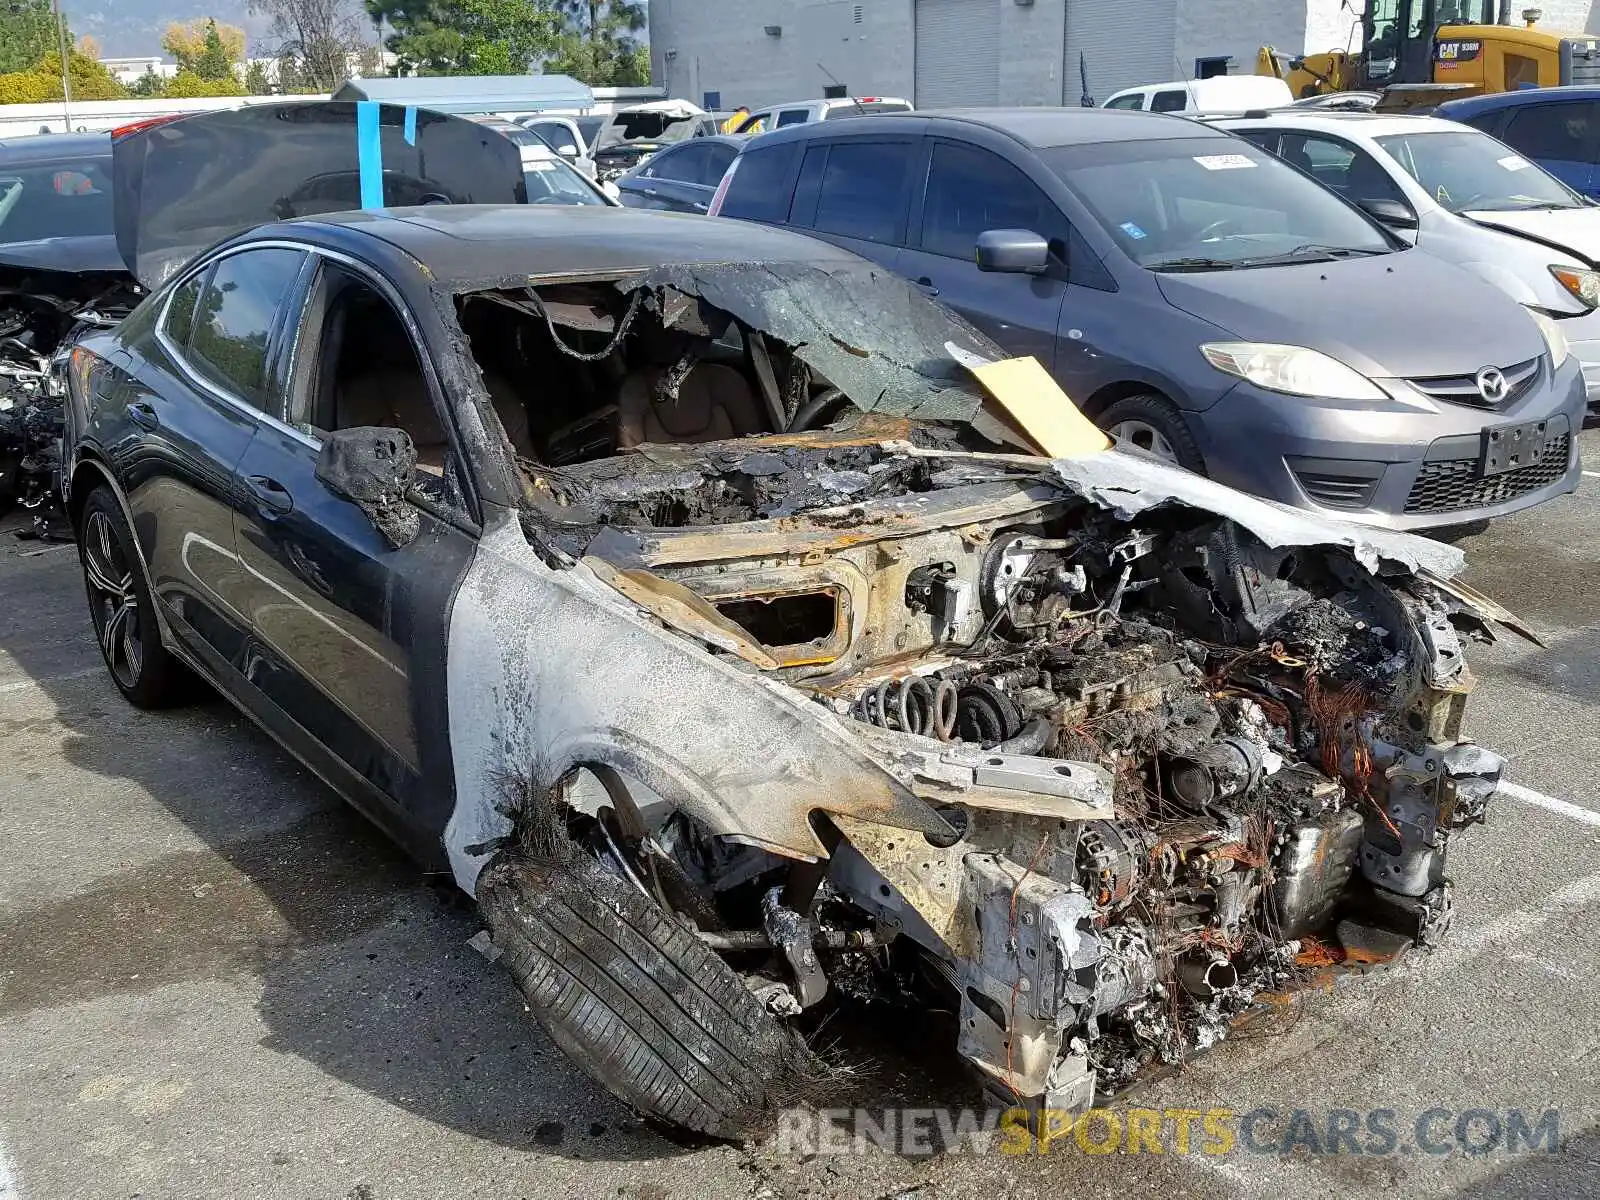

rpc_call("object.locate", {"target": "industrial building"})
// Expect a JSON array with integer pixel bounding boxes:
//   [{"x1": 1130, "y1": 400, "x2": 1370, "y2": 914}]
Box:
[{"x1": 647, "y1": 0, "x2": 1367, "y2": 110}]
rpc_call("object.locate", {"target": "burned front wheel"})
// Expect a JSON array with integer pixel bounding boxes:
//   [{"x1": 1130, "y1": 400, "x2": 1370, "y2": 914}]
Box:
[{"x1": 478, "y1": 848, "x2": 823, "y2": 1141}]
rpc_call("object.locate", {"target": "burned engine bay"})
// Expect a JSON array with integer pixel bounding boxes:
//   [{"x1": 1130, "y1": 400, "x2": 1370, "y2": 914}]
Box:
[
  {"x1": 473, "y1": 268, "x2": 1510, "y2": 1112},
  {"x1": 0, "y1": 262, "x2": 138, "y2": 535}
]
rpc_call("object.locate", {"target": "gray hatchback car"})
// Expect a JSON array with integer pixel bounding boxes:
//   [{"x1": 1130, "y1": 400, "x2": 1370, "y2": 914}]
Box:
[{"x1": 711, "y1": 109, "x2": 1585, "y2": 529}]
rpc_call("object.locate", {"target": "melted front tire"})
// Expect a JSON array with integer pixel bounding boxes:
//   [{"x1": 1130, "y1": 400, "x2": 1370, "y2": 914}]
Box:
[{"x1": 478, "y1": 850, "x2": 824, "y2": 1141}]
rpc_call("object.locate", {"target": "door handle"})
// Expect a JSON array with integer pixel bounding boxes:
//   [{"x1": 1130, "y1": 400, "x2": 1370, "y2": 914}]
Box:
[
  {"x1": 125, "y1": 401, "x2": 158, "y2": 430},
  {"x1": 246, "y1": 474, "x2": 294, "y2": 516},
  {"x1": 914, "y1": 276, "x2": 940, "y2": 297}
]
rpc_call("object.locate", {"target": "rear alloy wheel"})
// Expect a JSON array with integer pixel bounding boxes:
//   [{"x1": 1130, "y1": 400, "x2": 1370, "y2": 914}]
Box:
[
  {"x1": 1099, "y1": 393, "x2": 1207, "y2": 475},
  {"x1": 78, "y1": 487, "x2": 190, "y2": 708}
]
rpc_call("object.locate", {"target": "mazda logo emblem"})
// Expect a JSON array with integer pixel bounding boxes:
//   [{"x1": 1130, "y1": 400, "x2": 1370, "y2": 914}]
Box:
[{"x1": 1476, "y1": 366, "x2": 1509, "y2": 403}]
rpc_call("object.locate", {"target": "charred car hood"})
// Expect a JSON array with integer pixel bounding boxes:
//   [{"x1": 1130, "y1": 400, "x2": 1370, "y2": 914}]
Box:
[
  {"x1": 1154, "y1": 249, "x2": 1544, "y2": 378},
  {"x1": 113, "y1": 100, "x2": 526, "y2": 288},
  {"x1": 1462, "y1": 205, "x2": 1600, "y2": 264}
]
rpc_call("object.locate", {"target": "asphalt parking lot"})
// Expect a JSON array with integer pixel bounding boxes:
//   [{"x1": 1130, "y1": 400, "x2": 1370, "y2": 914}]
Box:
[{"x1": 2, "y1": 433, "x2": 1598, "y2": 1200}]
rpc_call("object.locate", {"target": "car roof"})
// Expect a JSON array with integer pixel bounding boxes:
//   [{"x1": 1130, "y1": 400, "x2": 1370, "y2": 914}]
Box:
[
  {"x1": 1214, "y1": 111, "x2": 1462, "y2": 138},
  {"x1": 1437, "y1": 84, "x2": 1600, "y2": 116},
  {"x1": 749, "y1": 107, "x2": 1221, "y2": 150},
  {"x1": 0, "y1": 132, "x2": 110, "y2": 166},
  {"x1": 285, "y1": 204, "x2": 865, "y2": 284}
]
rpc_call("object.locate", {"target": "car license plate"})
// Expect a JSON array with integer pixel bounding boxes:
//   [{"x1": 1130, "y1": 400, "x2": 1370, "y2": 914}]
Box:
[{"x1": 1480, "y1": 419, "x2": 1549, "y2": 477}]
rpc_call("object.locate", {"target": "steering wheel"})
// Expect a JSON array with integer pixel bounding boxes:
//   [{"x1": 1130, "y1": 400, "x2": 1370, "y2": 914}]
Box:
[
  {"x1": 1195, "y1": 218, "x2": 1238, "y2": 242},
  {"x1": 530, "y1": 194, "x2": 569, "y2": 205}
]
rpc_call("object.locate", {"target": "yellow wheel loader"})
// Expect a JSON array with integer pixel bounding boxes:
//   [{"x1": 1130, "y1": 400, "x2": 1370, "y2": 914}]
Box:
[{"x1": 1259, "y1": 2, "x2": 1600, "y2": 109}]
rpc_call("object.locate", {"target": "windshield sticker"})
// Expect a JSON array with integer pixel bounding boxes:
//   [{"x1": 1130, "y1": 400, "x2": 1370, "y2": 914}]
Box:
[
  {"x1": 1119, "y1": 221, "x2": 1148, "y2": 240},
  {"x1": 1193, "y1": 154, "x2": 1257, "y2": 171},
  {"x1": 1498, "y1": 154, "x2": 1531, "y2": 172}
]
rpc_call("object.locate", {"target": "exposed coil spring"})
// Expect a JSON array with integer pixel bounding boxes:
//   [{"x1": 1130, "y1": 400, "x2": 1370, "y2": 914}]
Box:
[{"x1": 852, "y1": 676, "x2": 959, "y2": 741}]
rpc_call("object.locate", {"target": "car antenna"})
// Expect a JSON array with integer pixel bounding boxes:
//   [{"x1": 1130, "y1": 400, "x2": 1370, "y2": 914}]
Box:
[
  {"x1": 1177, "y1": 55, "x2": 1200, "y2": 111},
  {"x1": 817, "y1": 62, "x2": 867, "y2": 117}
]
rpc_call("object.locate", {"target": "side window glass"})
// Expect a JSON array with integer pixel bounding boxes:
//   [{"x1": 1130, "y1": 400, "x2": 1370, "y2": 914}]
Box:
[
  {"x1": 703, "y1": 144, "x2": 737, "y2": 186},
  {"x1": 163, "y1": 268, "x2": 207, "y2": 350},
  {"x1": 813, "y1": 141, "x2": 912, "y2": 244},
  {"x1": 1150, "y1": 90, "x2": 1189, "y2": 113},
  {"x1": 719, "y1": 142, "x2": 800, "y2": 221},
  {"x1": 653, "y1": 143, "x2": 708, "y2": 183},
  {"x1": 920, "y1": 142, "x2": 1065, "y2": 260},
  {"x1": 1503, "y1": 103, "x2": 1594, "y2": 160},
  {"x1": 789, "y1": 145, "x2": 827, "y2": 224},
  {"x1": 1105, "y1": 94, "x2": 1145, "y2": 110},
  {"x1": 776, "y1": 109, "x2": 811, "y2": 128},
  {"x1": 186, "y1": 248, "x2": 304, "y2": 412}
]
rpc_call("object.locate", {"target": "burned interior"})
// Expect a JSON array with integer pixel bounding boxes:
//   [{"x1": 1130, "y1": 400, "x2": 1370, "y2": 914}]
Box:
[{"x1": 442, "y1": 261, "x2": 1511, "y2": 1127}]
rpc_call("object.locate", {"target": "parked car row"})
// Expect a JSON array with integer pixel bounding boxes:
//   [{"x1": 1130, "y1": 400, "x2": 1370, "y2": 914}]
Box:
[{"x1": 692, "y1": 106, "x2": 1585, "y2": 531}]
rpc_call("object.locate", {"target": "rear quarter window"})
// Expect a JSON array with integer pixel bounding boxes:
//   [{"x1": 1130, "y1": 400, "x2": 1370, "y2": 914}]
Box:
[{"x1": 718, "y1": 142, "x2": 801, "y2": 222}]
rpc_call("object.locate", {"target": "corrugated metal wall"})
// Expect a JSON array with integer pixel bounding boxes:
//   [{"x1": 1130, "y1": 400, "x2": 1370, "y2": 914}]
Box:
[
  {"x1": 914, "y1": 0, "x2": 1002, "y2": 107},
  {"x1": 1066, "y1": 0, "x2": 1181, "y2": 102}
]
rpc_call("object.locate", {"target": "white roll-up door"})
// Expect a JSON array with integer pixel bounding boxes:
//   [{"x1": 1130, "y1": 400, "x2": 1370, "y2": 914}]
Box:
[
  {"x1": 1066, "y1": 0, "x2": 1179, "y2": 103},
  {"x1": 914, "y1": 0, "x2": 1001, "y2": 108}
]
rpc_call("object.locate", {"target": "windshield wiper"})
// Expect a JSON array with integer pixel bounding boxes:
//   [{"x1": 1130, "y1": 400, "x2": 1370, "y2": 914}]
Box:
[
  {"x1": 1147, "y1": 256, "x2": 1240, "y2": 272},
  {"x1": 1235, "y1": 244, "x2": 1386, "y2": 267}
]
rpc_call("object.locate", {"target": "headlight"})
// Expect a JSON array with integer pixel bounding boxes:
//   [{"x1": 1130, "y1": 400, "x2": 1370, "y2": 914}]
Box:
[
  {"x1": 1549, "y1": 264, "x2": 1600, "y2": 308},
  {"x1": 1525, "y1": 306, "x2": 1571, "y2": 366},
  {"x1": 1199, "y1": 342, "x2": 1386, "y2": 401}
]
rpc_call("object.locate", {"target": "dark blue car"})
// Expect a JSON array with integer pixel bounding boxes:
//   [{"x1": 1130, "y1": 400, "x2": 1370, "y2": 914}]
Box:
[{"x1": 1436, "y1": 87, "x2": 1600, "y2": 199}]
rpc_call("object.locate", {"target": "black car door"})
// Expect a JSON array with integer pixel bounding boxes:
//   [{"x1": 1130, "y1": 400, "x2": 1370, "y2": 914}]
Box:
[
  {"x1": 112, "y1": 245, "x2": 306, "y2": 671},
  {"x1": 228, "y1": 250, "x2": 476, "y2": 847}
]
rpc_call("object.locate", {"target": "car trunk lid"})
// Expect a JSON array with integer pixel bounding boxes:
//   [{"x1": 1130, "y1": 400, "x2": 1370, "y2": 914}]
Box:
[{"x1": 112, "y1": 100, "x2": 526, "y2": 288}]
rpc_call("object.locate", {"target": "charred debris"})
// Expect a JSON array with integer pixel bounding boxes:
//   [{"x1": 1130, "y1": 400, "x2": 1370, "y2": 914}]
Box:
[
  {"x1": 471, "y1": 270, "x2": 1507, "y2": 1107},
  {"x1": 0, "y1": 262, "x2": 138, "y2": 536}
]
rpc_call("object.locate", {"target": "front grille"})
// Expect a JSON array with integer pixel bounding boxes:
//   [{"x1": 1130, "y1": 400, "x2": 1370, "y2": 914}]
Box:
[
  {"x1": 1403, "y1": 433, "x2": 1571, "y2": 514},
  {"x1": 1294, "y1": 471, "x2": 1380, "y2": 509},
  {"x1": 1408, "y1": 357, "x2": 1540, "y2": 409}
]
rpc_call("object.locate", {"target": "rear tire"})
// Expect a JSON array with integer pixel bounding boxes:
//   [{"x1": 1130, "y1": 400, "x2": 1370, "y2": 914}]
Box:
[
  {"x1": 77, "y1": 486, "x2": 191, "y2": 708},
  {"x1": 1098, "y1": 393, "x2": 1207, "y2": 475},
  {"x1": 478, "y1": 849, "x2": 823, "y2": 1141}
]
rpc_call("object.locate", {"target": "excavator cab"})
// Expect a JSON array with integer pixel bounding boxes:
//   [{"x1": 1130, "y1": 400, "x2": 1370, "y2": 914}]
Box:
[{"x1": 1364, "y1": 0, "x2": 1498, "y2": 88}]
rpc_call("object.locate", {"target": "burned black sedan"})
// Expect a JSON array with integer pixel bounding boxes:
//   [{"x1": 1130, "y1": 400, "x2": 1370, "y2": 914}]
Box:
[{"x1": 63, "y1": 205, "x2": 1517, "y2": 1139}]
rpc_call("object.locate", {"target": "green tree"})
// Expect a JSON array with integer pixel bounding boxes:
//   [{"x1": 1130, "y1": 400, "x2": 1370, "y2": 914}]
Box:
[
  {"x1": 163, "y1": 18, "x2": 246, "y2": 76},
  {"x1": 363, "y1": 0, "x2": 464, "y2": 74},
  {"x1": 193, "y1": 19, "x2": 236, "y2": 80},
  {"x1": 243, "y1": 59, "x2": 272, "y2": 93},
  {"x1": 0, "y1": 0, "x2": 58, "y2": 75},
  {"x1": 458, "y1": 0, "x2": 560, "y2": 74},
  {"x1": 0, "y1": 49, "x2": 129, "y2": 103},
  {"x1": 130, "y1": 66, "x2": 166, "y2": 96},
  {"x1": 545, "y1": 0, "x2": 647, "y2": 86}
]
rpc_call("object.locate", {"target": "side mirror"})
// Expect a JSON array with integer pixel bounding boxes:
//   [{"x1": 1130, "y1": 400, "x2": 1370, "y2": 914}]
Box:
[
  {"x1": 976, "y1": 228, "x2": 1052, "y2": 274},
  {"x1": 315, "y1": 426, "x2": 420, "y2": 549},
  {"x1": 1358, "y1": 197, "x2": 1419, "y2": 230},
  {"x1": 557, "y1": 143, "x2": 578, "y2": 157}
]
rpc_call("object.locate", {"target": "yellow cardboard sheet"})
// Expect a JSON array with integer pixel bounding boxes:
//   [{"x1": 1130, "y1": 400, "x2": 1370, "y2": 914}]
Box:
[{"x1": 965, "y1": 354, "x2": 1112, "y2": 459}]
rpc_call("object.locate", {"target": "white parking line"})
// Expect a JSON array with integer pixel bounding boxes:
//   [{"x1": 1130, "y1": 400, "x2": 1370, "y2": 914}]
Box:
[
  {"x1": 1498, "y1": 780, "x2": 1600, "y2": 828},
  {"x1": 1584, "y1": 470, "x2": 1600, "y2": 479}
]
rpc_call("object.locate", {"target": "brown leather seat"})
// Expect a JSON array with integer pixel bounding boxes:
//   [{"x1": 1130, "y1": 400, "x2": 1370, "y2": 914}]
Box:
[
  {"x1": 335, "y1": 368, "x2": 537, "y2": 469},
  {"x1": 616, "y1": 363, "x2": 766, "y2": 449}
]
